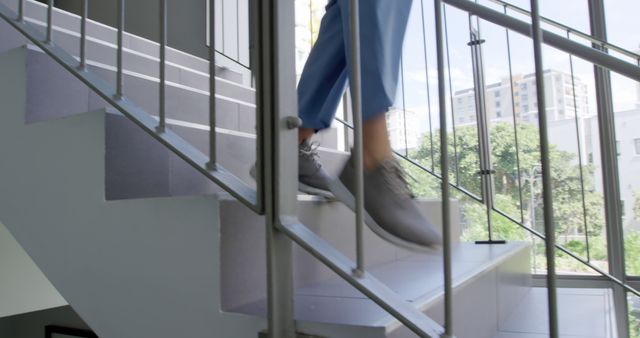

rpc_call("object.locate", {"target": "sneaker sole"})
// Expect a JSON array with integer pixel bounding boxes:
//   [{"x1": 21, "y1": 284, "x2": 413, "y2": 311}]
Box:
[
  {"x1": 328, "y1": 178, "x2": 441, "y2": 253},
  {"x1": 250, "y1": 165, "x2": 335, "y2": 200}
]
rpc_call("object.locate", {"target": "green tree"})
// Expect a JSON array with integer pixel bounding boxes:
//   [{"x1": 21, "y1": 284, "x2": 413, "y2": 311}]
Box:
[{"x1": 408, "y1": 122, "x2": 605, "y2": 254}]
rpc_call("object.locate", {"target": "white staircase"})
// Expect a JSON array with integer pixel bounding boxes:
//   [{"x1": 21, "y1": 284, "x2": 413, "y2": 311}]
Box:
[{"x1": 0, "y1": 2, "x2": 616, "y2": 338}]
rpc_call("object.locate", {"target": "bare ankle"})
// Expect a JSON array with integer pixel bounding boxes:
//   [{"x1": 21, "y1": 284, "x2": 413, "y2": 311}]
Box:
[{"x1": 298, "y1": 128, "x2": 315, "y2": 144}]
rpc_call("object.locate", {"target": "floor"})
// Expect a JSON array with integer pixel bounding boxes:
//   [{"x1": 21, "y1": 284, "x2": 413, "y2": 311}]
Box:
[{"x1": 496, "y1": 288, "x2": 617, "y2": 338}]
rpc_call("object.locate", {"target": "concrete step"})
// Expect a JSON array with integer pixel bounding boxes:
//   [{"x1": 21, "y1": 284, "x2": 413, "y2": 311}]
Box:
[
  {"x1": 20, "y1": 43, "x2": 341, "y2": 152},
  {"x1": 496, "y1": 288, "x2": 618, "y2": 338},
  {"x1": 0, "y1": 46, "x2": 265, "y2": 337},
  {"x1": 0, "y1": 0, "x2": 250, "y2": 85},
  {"x1": 227, "y1": 242, "x2": 531, "y2": 338},
  {"x1": 219, "y1": 195, "x2": 462, "y2": 317}
]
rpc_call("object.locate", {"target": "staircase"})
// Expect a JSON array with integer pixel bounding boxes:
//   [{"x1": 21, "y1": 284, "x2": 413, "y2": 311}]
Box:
[{"x1": 0, "y1": 1, "x2": 619, "y2": 338}]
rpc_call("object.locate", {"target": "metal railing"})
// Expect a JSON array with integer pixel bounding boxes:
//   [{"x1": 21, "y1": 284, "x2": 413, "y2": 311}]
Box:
[
  {"x1": 3, "y1": 0, "x2": 640, "y2": 338},
  {"x1": 0, "y1": 1, "x2": 448, "y2": 337}
]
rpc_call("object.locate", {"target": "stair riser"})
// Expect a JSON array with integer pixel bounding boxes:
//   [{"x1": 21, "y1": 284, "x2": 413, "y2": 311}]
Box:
[
  {"x1": 22, "y1": 46, "x2": 257, "y2": 135},
  {"x1": 220, "y1": 198, "x2": 461, "y2": 311},
  {"x1": 105, "y1": 113, "x2": 346, "y2": 199},
  {"x1": 389, "y1": 248, "x2": 531, "y2": 338},
  {"x1": 0, "y1": 0, "x2": 250, "y2": 87}
]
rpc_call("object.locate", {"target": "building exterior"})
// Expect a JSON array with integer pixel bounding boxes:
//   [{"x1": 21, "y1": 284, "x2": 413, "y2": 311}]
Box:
[
  {"x1": 386, "y1": 108, "x2": 421, "y2": 152},
  {"x1": 453, "y1": 70, "x2": 589, "y2": 127},
  {"x1": 587, "y1": 108, "x2": 640, "y2": 230}
]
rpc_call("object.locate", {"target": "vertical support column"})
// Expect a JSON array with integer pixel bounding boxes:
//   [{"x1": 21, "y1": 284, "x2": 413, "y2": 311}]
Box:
[
  {"x1": 79, "y1": 0, "x2": 88, "y2": 71},
  {"x1": 348, "y1": 0, "x2": 365, "y2": 277},
  {"x1": 17, "y1": 0, "x2": 24, "y2": 22},
  {"x1": 468, "y1": 21, "x2": 501, "y2": 245},
  {"x1": 116, "y1": 0, "x2": 125, "y2": 100},
  {"x1": 46, "y1": 0, "x2": 54, "y2": 44},
  {"x1": 434, "y1": 1, "x2": 455, "y2": 337},
  {"x1": 529, "y1": 0, "x2": 559, "y2": 337},
  {"x1": 207, "y1": 0, "x2": 217, "y2": 169},
  {"x1": 158, "y1": 0, "x2": 167, "y2": 132},
  {"x1": 254, "y1": 0, "x2": 296, "y2": 337},
  {"x1": 588, "y1": 1, "x2": 630, "y2": 336}
]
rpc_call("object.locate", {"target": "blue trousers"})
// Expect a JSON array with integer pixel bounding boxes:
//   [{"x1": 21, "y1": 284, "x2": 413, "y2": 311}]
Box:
[{"x1": 298, "y1": 0, "x2": 414, "y2": 130}]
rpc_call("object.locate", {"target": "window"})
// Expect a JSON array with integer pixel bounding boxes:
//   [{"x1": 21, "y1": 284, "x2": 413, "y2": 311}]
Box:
[
  {"x1": 617, "y1": 141, "x2": 621, "y2": 156},
  {"x1": 495, "y1": 91, "x2": 501, "y2": 98},
  {"x1": 496, "y1": 110, "x2": 502, "y2": 118},
  {"x1": 635, "y1": 138, "x2": 640, "y2": 155},
  {"x1": 496, "y1": 101, "x2": 501, "y2": 108}
]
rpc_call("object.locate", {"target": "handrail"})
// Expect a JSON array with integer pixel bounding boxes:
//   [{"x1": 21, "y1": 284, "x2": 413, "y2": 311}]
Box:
[
  {"x1": 486, "y1": 0, "x2": 640, "y2": 61},
  {"x1": 442, "y1": 0, "x2": 640, "y2": 82}
]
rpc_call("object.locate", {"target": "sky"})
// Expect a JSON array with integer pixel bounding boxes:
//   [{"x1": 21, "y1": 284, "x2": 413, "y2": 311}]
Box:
[{"x1": 394, "y1": 0, "x2": 640, "y2": 135}]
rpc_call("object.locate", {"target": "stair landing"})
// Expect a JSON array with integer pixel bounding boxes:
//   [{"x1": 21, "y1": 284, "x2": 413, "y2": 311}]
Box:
[{"x1": 228, "y1": 242, "x2": 531, "y2": 338}]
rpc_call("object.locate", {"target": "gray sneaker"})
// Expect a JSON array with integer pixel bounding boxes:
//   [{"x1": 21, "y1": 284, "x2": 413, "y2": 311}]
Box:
[
  {"x1": 249, "y1": 140, "x2": 334, "y2": 199},
  {"x1": 329, "y1": 155, "x2": 443, "y2": 251},
  {"x1": 298, "y1": 140, "x2": 334, "y2": 199}
]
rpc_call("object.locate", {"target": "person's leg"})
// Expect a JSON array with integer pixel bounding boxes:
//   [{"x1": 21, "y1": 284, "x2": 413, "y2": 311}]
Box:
[
  {"x1": 292, "y1": 0, "x2": 351, "y2": 197},
  {"x1": 330, "y1": 0, "x2": 442, "y2": 250},
  {"x1": 298, "y1": 0, "x2": 349, "y2": 143},
  {"x1": 337, "y1": 0, "x2": 413, "y2": 169}
]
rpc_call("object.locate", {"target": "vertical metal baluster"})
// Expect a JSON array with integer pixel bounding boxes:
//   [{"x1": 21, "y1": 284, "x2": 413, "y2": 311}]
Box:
[
  {"x1": 46, "y1": 0, "x2": 54, "y2": 44},
  {"x1": 18, "y1": 0, "x2": 24, "y2": 22},
  {"x1": 158, "y1": 0, "x2": 167, "y2": 132},
  {"x1": 434, "y1": 1, "x2": 454, "y2": 337},
  {"x1": 443, "y1": 7, "x2": 461, "y2": 185},
  {"x1": 400, "y1": 58, "x2": 409, "y2": 156},
  {"x1": 79, "y1": 0, "x2": 87, "y2": 70},
  {"x1": 116, "y1": 0, "x2": 124, "y2": 99},
  {"x1": 503, "y1": 4, "x2": 526, "y2": 225},
  {"x1": 207, "y1": 0, "x2": 217, "y2": 169},
  {"x1": 349, "y1": 0, "x2": 365, "y2": 277},
  {"x1": 566, "y1": 30, "x2": 591, "y2": 262},
  {"x1": 419, "y1": 0, "x2": 436, "y2": 171},
  {"x1": 530, "y1": 0, "x2": 559, "y2": 336}
]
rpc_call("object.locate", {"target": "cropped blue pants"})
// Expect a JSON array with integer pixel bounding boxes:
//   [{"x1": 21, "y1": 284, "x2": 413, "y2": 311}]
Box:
[{"x1": 297, "y1": 0, "x2": 413, "y2": 130}]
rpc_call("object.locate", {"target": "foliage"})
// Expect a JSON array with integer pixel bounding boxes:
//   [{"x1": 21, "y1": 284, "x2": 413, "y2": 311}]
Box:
[{"x1": 409, "y1": 122, "x2": 605, "y2": 242}]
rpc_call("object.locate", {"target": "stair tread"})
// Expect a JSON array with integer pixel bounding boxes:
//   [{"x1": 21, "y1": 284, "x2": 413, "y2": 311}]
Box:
[{"x1": 228, "y1": 242, "x2": 529, "y2": 328}]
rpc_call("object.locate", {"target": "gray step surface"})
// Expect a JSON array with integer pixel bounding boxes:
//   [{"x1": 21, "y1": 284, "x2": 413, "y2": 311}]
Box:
[
  {"x1": 496, "y1": 288, "x2": 617, "y2": 338},
  {"x1": 227, "y1": 242, "x2": 531, "y2": 338},
  {"x1": 0, "y1": 0, "x2": 255, "y2": 106},
  {"x1": 219, "y1": 194, "x2": 461, "y2": 314},
  {"x1": 0, "y1": 0, "x2": 249, "y2": 85}
]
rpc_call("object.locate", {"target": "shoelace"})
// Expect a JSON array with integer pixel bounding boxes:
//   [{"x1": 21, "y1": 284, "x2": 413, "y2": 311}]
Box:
[
  {"x1": 379, "y1": 159, "x2": 416, "y2": 199},
  {"x1": 300, "y1": 141, "x2": 322, "y2": 170}
]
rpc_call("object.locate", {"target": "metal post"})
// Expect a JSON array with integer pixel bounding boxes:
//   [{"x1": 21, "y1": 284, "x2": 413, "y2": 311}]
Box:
[
  {"x1": 566, "y1": 30, "x2": 592, "y2": 262},
  {"x1": 503, "y1": 4, "x2": 526, "y2": 225},
  {"x1": 116, "y1": 0, "x2": 124, "y2": 99},
  {"x1": 529, "y1": 0, "x2": 559, "y2": 336},
  {"x1": 207, "y1": 0, "x2": 217, "y2": 169},
  {"x1": 588, "y1": 0, "x2": 630, "y2": 337},
  {"x1": 348, "y1": 0, "x2": 365, "y2": 277},
  {"x1": 17, "y1": 0, "x2": 24, "y2": 22},
  {"x1": 46, "y1": 0, "x2": 54, "y2": 44},
  {"x1": 255, "y1": 0, "x2": 296, "y2": 336},
  {"x1": 158, "y1": 0, "x2": 167, "y2": 132},
  {"x1": 434, "y1": 1, "x2": 454, "y2": 337},
  {"x1": 419, "y1": 0, "x2": 436, "y2": 171},
  {"x1": 79, "y1": 0, "x2": 87, "y2": 70},
  {"x1": 468, "y1": 20, "x2": 505, "y2": 245}
]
